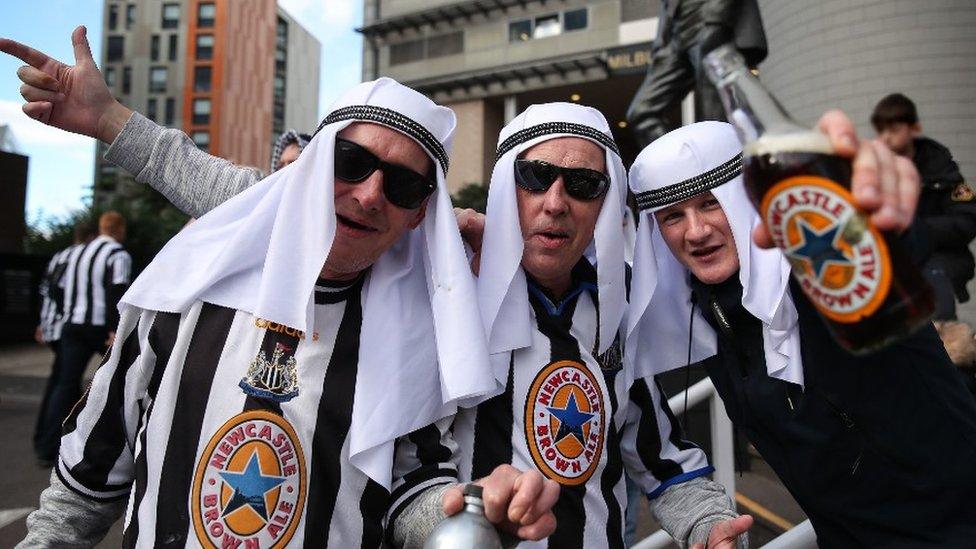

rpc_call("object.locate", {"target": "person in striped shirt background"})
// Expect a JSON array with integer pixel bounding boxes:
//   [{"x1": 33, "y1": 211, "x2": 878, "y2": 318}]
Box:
[
  {"x1": 33, "y1": 219, "x2": 95, "y2": 467},
  {"x1": 33, "y1": 211, "x2": 131, "y2": 467}
]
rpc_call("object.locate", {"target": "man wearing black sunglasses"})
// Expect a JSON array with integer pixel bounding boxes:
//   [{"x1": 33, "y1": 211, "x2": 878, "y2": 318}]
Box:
[
  {"x1": 4, "y1": 28, "x2": 558, "y2": 548},
  {"x1": 463, "y1": 102, "x2": 748, "y2": 548}
]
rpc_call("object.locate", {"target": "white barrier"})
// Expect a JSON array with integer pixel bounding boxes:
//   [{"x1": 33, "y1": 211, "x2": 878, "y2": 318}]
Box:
[{"x1": 632, "y1": 379, "x2": 817, "y2": 548}]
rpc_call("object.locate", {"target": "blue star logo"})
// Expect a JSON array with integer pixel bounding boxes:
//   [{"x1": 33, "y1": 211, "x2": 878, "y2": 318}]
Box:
[
  {"x1": 788, "y1": 218, "x2": 852, "y2": 281},
  {"x1": 547, "y1": 392, "x2": 596, "y2": 446},
  {"x1": 218, "y1": 450, "x2": 286, "y2": 520}
]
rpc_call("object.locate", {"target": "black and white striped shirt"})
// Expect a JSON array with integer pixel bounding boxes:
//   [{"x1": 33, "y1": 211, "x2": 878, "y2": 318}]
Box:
[
  {"x1": 455, "y1": 262, "x2": 712, "y2": 548},
  {"x1": 61, "y1": 235, "x2": 132, "y2": 329},
  {"x1": 38, "y1": 245, "x2": 79, "y2": 342},
  {"x1": 57, "y1": 277, "x2": 457, "y2": 548}
]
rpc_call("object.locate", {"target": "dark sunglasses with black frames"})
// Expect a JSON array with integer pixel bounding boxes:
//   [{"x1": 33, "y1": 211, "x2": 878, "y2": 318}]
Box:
[
  {"x1": 333, "y1": 137, "x2": 437, "y2": 209},
  {"x1": 514, "y1": 159, "x2": 610, "y2": 201}
]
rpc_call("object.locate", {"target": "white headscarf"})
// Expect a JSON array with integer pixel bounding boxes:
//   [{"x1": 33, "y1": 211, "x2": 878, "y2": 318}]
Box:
[
  {"x1": 478, "y1": 103, "x2": 628, "y2": 382},
  {"x1": 626, "y1": 121, "x2": 804, "y2": 386},
  {"x1": 121, "y1": 77, "x2": 497, "y2": 488},
  {"x1": 270, "y1": 129, "x2": 311, "y2": 173}
]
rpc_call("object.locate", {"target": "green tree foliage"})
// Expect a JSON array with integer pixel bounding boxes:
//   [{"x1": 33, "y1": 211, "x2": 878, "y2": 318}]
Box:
[{"x1": 451, "y1": 182, "x2": 488, "y2": 214}]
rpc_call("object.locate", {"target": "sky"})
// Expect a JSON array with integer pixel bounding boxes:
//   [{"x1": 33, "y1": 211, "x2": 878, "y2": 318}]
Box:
[{"x1": 0, "y1": 0, "x2": 363, "y2": 224}]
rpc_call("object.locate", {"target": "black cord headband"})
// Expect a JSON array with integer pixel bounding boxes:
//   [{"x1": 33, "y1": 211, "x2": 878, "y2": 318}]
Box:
[
  {"x1": 495, "y1": 122, "x2": 620, "y2": 161},
  {"x1": 635, "y1": 153, "x2": 742, "y2": 211},
  {"x1": 314, "y1": 105, "x2": 450, "y2": 175}
]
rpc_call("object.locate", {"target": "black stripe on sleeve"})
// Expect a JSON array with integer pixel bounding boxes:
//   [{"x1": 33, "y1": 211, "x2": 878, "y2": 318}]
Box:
[
  {"x1": 654, "y1": 377, "x2": 700, "y2": 452},
  {"x1": 388, "y1": 421, "x2": 459, "y2": 525},
  {"x1": 360, "y1": 478, "x2": 390, "y2": 549},
  {"x1": 123, "y1": 311, "x2": 181, "y2": 547},
  {"x1": 302, "y1": 292, "x2": 364, "y2": 546},
  {"x1": 154, "y1": 303, "x2": 236, "y2": 546},
  {"x1": 122, "y1": 400, "x2": 154, "y2": 548},
  {"x1": 628, "y1": 379, "x2": 685, "y2": 480},
  {"x1": 63, "y1": 325, "x2": 142, "y2": 496},
  {"x1": 471, "y1": 354, "x2": 515, "y2": 480}
]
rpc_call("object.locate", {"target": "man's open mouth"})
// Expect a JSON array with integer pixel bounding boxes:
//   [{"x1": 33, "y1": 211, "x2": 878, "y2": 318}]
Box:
[
  {"x1": 691, "y1": 245, "x2": 721, "y2": 258},
  {"x1": 337, "y1": 214, "x2": 378, "y2": 232}
]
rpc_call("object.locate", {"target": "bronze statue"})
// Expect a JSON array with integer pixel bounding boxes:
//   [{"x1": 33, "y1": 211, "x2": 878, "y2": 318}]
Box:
[{"x1": 627, "y1": 0, "x2": 768, "y2": 147}]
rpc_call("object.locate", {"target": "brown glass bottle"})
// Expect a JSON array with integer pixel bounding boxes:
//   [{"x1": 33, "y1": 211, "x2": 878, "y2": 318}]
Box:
[{"x1": 705, "y1": 45, "x2": 933, "y2": 353}]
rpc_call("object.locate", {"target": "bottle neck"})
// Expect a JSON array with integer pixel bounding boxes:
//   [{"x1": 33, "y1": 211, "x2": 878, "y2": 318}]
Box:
[
  {"x1": 705, "y1": 45, "x2": 810, "y2": 143},
  {"x1": 463, "y1": 496, "x2": 486, "y2": 515}
]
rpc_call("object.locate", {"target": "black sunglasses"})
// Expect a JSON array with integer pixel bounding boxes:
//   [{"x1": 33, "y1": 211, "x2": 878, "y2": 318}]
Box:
[
  {"x1": 514, "y1": 159, "x2": 610, "y2": 201},
  {"x1": 334, "y1": 137, "x2": 436, "y2": 209}
]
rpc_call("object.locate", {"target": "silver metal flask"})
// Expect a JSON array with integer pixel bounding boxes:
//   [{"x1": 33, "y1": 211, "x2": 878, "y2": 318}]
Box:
[{"x1": 423, "y1": 484, "x2": 503, "y2": 549}]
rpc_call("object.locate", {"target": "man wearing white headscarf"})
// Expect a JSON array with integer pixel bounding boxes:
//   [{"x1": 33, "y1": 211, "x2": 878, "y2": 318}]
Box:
[
  {"x1": 4, "y1": 28, "x2": 560, "y2": 548},
  {"x1": 270, "y1": 129, "x2": 311, "y2": 173},
  {"x1": 628, "y1": 120, "x2": 976, "y2": 546},
  {"x1": 456, "y1": 102, "x2": 749, "y2": 548}
]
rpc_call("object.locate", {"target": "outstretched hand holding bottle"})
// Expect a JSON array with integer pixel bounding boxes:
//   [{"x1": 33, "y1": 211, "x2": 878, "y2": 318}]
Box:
[{"x1": 705, "y1": 45, "x2": 933, "y2": 352}]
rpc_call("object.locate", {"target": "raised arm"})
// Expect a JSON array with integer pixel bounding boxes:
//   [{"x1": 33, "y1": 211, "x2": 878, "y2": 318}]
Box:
[{"x1": 1, "y1": 26, "x2": 261, "y2": 218}]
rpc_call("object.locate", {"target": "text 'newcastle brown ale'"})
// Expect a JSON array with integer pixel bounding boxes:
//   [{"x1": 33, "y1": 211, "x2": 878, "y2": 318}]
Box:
[{"x1": 704, "y1": 45, "x2": 933, "y2": 354}]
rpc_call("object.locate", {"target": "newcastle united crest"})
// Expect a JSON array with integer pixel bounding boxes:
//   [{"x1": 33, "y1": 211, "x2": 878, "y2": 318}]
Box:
[{"x1": 240, "y1": 343, "x2": 300, "y2": 403}]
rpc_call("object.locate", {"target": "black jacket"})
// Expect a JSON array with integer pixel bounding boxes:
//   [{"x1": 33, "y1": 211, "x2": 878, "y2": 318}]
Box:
[
  {"x1": 913, "y1": 137, "x2": 976, "y2": 300},
  {"x1": 691, "y1": 275, "x2": 976, "y2": 547}
]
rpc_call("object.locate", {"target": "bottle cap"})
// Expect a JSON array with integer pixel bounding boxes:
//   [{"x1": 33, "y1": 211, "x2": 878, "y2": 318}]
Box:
[{"x1": 463, "y1": 484, "x2": 483, "y2": 499}]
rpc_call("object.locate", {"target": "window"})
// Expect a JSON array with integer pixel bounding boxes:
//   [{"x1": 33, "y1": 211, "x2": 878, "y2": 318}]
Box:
[
  {"x1": 508, "y1": 20, "x2": 531, "y2": 42},
  {"x1": 104, "y1": 67, "x2": 116, "y2": 88},
  {"x1": 122, "y1": 67, "x2": 131, "y2": 94},
  {"x1": 150, "y1": 35, "x2": 160, "y2": 61},
  {"x1": 193, "y1": 98, "x2": 211, "y2": 125},
  {"x1": 194, "y1": 66, "x2": 212, "y2": 92},
  {"x1": 198, "y1": 3, "x2": 216, "y2": 27},
  {"x1": 533, "y1": 14, "x2": 560, "y2": 38},
  {"x1": 147, "y1": 98, "x2": 157, "y2": 122},
  {"x1": 564, "y1": 8, "x2": 588, "y2": 31},
  {"x1": 390, "y1": 39, "x2": 424, "y2": 65},
  {"x1": 149, "y1": 67, "x2": 167, "y2": 93},
  {"x1": 108, "y1": 5, "x2": 118, "y2": 30},
  {"x1": 509, "y1": 9, "x2": 589, "y2": 43},
  {"x1": 274, "y1": 75, "x2": 285, "y2": 94},
  {"x1": 162, "y1": 3, "x2": 180, "y2": 29},
  {"x1": 192, "y1": 131, "x2": 210, "y2": 151},
  {"x1": 427, "y1": 31, "x2": 463, "y2": 57},
  {"x1": 621, "y1": 0, "x2": 657, "y2": 23},
  {"x1": 107, "y1": 36, "x2": 124, "y2": 61},
  {"x1": 164, "y1": 98, "x2": 175, "y2": 125},
  {"x1": 168, "y1": 34, "x2": 178, "y2": 61},
  {"x1": 196, "y1": 34, "x2": 214, "y2": 60},
  {"x1": 390, "y1": 31, "x2": 463, "y2": 66},
  {"x1": 126, "y1": 4, "x2": 136, "y2": 29}
]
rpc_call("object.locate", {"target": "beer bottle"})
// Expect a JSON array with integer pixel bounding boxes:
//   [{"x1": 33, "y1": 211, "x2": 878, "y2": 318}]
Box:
[
  {"x1": 423, "y1": 484, "x2": 503, "y2": 549},
  {"x1": 703, "y1": 44, "x2": 933, "y2": 353}
]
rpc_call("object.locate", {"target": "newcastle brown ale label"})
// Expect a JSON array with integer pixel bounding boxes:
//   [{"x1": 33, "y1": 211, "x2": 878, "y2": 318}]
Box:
[{"x1": 760, "y1": 174, "x2": 892, "y2": 323}]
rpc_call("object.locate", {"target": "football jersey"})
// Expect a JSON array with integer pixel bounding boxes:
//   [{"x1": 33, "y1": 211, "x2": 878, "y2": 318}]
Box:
[
  {"x1": 454, "y1": 261, "x2": 712, "y2": 548},
  {"x1": 58, "y1": 276, "x2": 457, "y2": 548}
]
